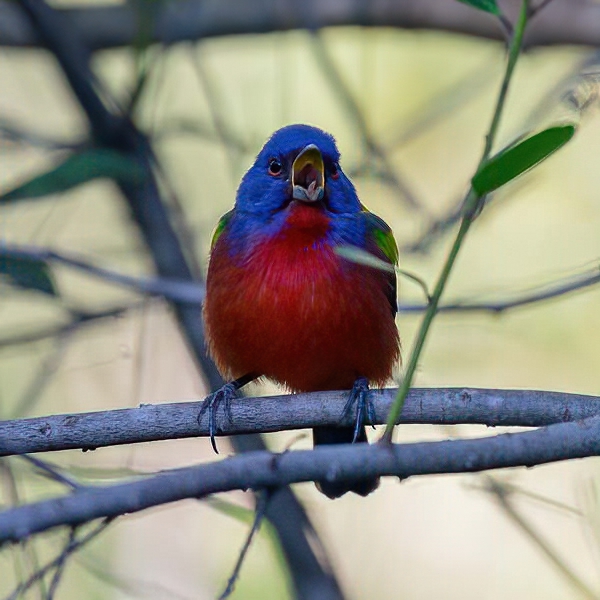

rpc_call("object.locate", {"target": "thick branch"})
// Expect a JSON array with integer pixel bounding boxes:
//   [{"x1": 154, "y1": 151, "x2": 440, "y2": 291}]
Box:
[
  {"x1": 3, "y1": 413, "x2": 600, "y2": 545},
  {"x1": 1, "y1": 388, "x2": 599, "y2": 457},
  {"x1": 1, "y1": 0, "x2": 599, "y2": 50}
]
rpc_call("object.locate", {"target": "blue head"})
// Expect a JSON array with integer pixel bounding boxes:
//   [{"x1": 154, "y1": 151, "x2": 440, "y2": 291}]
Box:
[{"x1": 235, "y1": 124, "x2": 362, "y2": 218}]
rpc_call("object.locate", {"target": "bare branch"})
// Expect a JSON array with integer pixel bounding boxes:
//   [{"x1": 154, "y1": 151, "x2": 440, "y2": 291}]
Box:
[
  {"x1": 0, "y1": 303, "x2": 141, "y2": 349},
  {"x1": 481, "y1": 477, "x2": 598, "y2": 600},
  {"x1": 19, "y1": 455, "x2": 83, "y2": 491},
  {"x1": 4, "y1": 519, "x2": 113, "y2": 598},
  {"x1": 0, "y1": 119, "x2": 81, "y2": 151},
  {"x1": 219, "y1": 491, "x2": 270, "y2": 600},
  {"x1": 400, "y1": 265, "x2": 600, "y2": 314},
  {"x1": 4, "y1": 414, "x2": 600, "y2": 545},
  {"x1": 1, "y1": 0, "x2": 598, "y2": 50},
  {"x1": 0, "y1": 244, "x2": 204, "y2": 305},
  {"x1": 1, "y1": 388, "x2": 599, "y2": 458}
]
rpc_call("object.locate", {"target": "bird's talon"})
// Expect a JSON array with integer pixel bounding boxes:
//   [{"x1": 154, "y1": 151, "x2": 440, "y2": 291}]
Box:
[
  {"x1": 367, "y1": 397, "x2": 377, "y2": 430},
  {"x1": 199, "y1": 383, "x2": 239, "y2": 454},
  {"x1": 342, "y1": 377, "x2": 372, "y2": 444}
]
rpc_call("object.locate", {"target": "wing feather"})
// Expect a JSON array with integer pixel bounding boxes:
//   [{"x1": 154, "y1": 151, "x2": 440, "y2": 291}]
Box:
[{"x1": 360, "y1": 207, "x2": 398, "y2": 316}]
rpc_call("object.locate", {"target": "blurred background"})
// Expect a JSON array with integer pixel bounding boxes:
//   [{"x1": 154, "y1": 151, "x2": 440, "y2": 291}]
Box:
[{"x1": 2, "y1": 0, "x2": 600, "y2": 598}]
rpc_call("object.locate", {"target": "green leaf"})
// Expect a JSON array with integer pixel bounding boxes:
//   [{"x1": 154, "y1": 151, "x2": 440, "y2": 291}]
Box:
[
  {"x1": 335, "y1": 245, "x2": 395, "y2": 273},
  {"x1": 472, "y1": 124, "x2": 576, "y2": 196},
  {"x1": 457, "y1": 0, "x2": 500, "y2": 15},
  {"x1": 0, "y1": 255, "x2": 56, "y2": 296},
  {"x1": 0, "y1": 149, "x2": 146, "y2": 203}
]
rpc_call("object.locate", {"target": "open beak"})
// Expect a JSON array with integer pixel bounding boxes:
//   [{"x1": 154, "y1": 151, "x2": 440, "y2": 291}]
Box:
[{"x1": 291, "y1": 144, "x2": 325, "y2": 203}]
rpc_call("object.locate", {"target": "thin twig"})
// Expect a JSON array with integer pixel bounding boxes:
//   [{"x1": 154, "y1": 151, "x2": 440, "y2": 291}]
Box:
[
  {"x1": 5, "y1": 519, "x2": 113, "y2": 600},
  {"x1": 383, "y1": 60, "x2": 499, "y2": 151},
  {"x1": 399, "y1": 265, "x2": 600, "y2": 314},
  {"x1": 482, "y1": 477, "x2": 598, "y2": 600},
  {"x1": 0, "y1": 120, "x2": 81, "y2": 151},
  {"x1": 0, "y1": 244, "x2": 204, "y2": 304},
  {"x1": 18, "y1": 455, "x2": 83, "y2": 491},
  {"x1": 45, "y1": 527, "x2": 76, "y2": 600},
  {"x1": 529, "y1": 0, "x2": 557, "y2": 18},
  {"x1": 0, "y1": 461, "x2": 46, "y2": 599},
  {"x1": 219, "y1": 490, "x2": 271, "y2": 599},
  {"x1": 0, "y1": 303, "x2": 141, "y2": 349}
]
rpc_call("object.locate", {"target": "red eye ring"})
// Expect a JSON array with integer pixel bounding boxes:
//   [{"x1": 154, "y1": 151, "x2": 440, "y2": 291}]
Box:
[
  {"x1": 268, "y1": 158, "x2": 282, "y2": 176},
  {"x1": 330, "y1": 163, "x2": 340, "y2": 180}
]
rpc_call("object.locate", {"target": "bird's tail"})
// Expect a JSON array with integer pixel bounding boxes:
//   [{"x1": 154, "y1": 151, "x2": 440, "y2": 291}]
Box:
[{"x1": 312, "y1": 426, "x2": 380, "y2": 499}]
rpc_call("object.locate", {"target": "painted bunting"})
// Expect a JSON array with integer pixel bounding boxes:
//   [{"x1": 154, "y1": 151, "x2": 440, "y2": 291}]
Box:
[{"x1": 203, "y1": 124, "x2": 400, "y2": 498}]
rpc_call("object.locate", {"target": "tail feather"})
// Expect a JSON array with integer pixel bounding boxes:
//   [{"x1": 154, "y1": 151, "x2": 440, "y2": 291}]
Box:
[{"x1": 312, "y1": 426, "x2": 380, "y2": 499}]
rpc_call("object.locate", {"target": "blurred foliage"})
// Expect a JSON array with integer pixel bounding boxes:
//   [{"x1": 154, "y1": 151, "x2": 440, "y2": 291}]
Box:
[
  {"x1": 0, "y1": 149, "x2": 145, "y2": 203},
  {"x1": 0, "y1": 255, "x2": 56, "y2": 296}
]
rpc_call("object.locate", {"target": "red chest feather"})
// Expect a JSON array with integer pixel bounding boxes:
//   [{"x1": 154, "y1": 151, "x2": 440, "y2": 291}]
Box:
[{"x1": 204, "y1": 205, "x2": 399, "y2": 392}]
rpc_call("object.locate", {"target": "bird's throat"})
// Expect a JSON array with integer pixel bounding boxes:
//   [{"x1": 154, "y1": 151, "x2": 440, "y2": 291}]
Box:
[{"x1": 279, "y1": 201, "x2": 330, "y2": 246}]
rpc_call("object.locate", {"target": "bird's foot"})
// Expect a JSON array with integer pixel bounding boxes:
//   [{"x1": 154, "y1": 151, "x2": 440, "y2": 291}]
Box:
[
  {"x1": 198, "y1": 382, "x2": 238, "y2": 454},
  {"x1": 198, "y1": 373, "x2": 257, "y2": 453},
  {"x1": 342, "y1": 377, "x2": 375, "y2": 443}
]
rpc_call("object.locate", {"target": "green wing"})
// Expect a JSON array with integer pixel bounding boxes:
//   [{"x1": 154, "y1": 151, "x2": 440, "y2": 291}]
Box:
[
  {"x1": 361, "y1": 206, "x2": 399, "y2": 316},
  {"x1": 210, "y1": 209, "x2": 234, "y2": 250}
]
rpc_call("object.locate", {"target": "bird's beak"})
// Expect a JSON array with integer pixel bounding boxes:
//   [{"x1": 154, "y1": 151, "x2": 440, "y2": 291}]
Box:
[{"x1": 291, "y1": 144, "x2": 325, "y2": 203}]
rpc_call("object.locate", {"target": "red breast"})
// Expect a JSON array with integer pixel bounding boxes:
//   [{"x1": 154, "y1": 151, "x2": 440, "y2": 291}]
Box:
[{"x1": 204, "y1": 203, "x2": 399, "y2": 392}]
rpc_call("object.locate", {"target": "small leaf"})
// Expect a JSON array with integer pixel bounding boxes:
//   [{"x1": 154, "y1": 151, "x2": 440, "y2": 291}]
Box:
[
  {"x1": 457, "y1": 0, "x2": 501, "y2": 15},
  {"x1": 336, "y1": 245, "x2": 395, "y2": 273},
  {"x1": 472, "y1": 124, "x2": 576, "y2": 196},
  {"x1": 0, "y1": 255, "x2": 56, "y2": 295},
  {"x1": 0, "y1": 149, "x2": 146, "y2": 203}
]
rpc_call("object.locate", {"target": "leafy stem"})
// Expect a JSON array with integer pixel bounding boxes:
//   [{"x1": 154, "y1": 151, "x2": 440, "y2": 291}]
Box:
[{"x1": 382, "y1": 0, "x2": 530, "y2": 441}]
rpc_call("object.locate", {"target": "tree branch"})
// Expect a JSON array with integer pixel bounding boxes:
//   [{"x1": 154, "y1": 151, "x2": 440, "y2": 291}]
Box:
[
  {"x1": 0, "y1": 243, "x2": 204, "y2": 304},
  {"x1": 0, "y1": 303, "x2": 142, "y2": 349},
  {"x1": 3, "y1": 413, "x2": 600, "y2": 545},
  {"x1": 1, "y1": 387, "x2": 599, "y2": 457},
  {"x1": 1, "y1": 0, "x2": 598, "y2": 50},
  {"x1": 400, "y1": 265, "x2": 600, "y2": 314}
]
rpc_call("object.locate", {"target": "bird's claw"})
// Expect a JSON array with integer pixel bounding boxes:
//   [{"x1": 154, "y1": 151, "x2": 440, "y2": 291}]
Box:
[
  {"x1": 342, "y1": 377, "x2": 375, "y2": 443},
  {"x1": 198, "y1": 382, "x2": 238, "y2": 453}
]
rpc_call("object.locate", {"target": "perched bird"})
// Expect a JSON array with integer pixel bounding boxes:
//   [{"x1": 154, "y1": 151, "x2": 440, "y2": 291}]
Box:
[{"x1": 203, "y1": 124, "x2": 400, "y2": 498}]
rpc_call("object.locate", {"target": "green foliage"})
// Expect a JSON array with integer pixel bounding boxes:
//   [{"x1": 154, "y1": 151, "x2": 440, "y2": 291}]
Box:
[
  {"x1": 0, "y1": 149, "x2": 145, "y2": 203},
  {"x1": 456, "y1": 0, "x2": 501, "y2": 15},
  {"x1": 472, "y1": 124, "x2": 576, "y2": 195},
  {"x1": 0, "y1": 255, "x2": 56, "y2": 296}
]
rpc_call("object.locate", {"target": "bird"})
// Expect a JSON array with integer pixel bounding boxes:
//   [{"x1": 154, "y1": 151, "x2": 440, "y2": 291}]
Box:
[{"x1": 203, "y1": 124, "x2": 400, "y2": 498}]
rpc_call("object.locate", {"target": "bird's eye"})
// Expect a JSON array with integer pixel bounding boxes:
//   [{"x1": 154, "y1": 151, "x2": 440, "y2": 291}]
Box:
[
  {"x1": 330, "y1": 163, "x2": 340, "y2": 180},
  {"x1": 268, "y1": 158, "x2": 283, "y2": 176}
]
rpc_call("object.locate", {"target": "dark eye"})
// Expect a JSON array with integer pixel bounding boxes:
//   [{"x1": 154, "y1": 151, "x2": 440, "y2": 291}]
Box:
[
  {"x1": 330, "y1": 162, "x2": 340, "y2": 180},
  {"x1": 268, "y1": 157, "x2": 282, "y2": 176}
]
